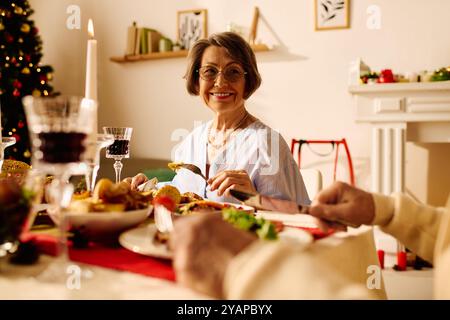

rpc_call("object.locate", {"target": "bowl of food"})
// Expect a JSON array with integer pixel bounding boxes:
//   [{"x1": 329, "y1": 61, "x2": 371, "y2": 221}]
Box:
[{"x1": 64, "y1": 179, "x2": 153, "y2": 240}]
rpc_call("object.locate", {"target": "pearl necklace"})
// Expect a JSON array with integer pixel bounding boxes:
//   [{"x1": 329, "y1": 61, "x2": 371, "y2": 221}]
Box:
[{"x1": 207, "y1": 112, "x2": 250, "y2": 149}]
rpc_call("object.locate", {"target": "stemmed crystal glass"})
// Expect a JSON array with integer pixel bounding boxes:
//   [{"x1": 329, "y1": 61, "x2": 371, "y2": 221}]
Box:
[
  {"x1": 84, "y1": 133, "x2": 114, "y2": 192},
  {"x1": 22, "y1": 95, "x2": 94, "y2": 281},
  {"x1": 0, "y1": 137, "x2": 16, "y2": 170},
  {"x1": 103, "y1": 127, "x2": 133, "y2": 183}
]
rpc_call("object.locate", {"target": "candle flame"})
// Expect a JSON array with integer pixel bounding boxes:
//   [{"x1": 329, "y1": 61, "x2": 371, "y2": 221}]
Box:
[{"x1": 88, "y1": 19, "x2": 95, "y2": 38}]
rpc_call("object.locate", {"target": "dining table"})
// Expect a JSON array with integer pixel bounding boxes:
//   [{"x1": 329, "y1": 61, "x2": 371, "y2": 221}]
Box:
[{"x1": 0, "y1": 212, "x2": 386, "y2": 300}]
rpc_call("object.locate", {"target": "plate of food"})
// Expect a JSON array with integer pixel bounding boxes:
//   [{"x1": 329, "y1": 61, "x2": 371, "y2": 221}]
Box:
[
  {"x1": 64, "y1": 178, "x2": 153, "y2": 238},
  {"x1": 119, "y1": 224, "x2": 172, "y2": 259}
]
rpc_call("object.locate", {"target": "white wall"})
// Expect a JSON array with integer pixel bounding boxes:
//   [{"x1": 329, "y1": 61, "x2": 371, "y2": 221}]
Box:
[{"x1": 30, "y1": 0, "x2": 450, "y2": 204}]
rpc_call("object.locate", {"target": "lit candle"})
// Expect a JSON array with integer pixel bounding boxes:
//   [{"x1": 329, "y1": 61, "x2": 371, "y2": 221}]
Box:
[
  {"x1": 85, "y1": 19, "x2": 98, "y2": 135},
  {"x1": 85, "y1": 19, "x2": 97, "y2": 101}
]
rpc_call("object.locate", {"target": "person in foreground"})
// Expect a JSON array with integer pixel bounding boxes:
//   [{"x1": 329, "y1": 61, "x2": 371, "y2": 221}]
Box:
[
  {"x1": 169, "y1": 181, "x2": 450, "y2": 299},
  {"x1": 129, "y1": 32, "x2": 309, "y2": 205}
]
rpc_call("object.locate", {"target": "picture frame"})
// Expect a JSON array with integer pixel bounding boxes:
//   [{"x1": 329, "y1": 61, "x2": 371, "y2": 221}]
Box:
[
  {"x1": 315, "y1": 0, "x2": 350, "y2": 31},
  {"x1": 176, "y1": 9, "x2": 208, "y2": 50}
]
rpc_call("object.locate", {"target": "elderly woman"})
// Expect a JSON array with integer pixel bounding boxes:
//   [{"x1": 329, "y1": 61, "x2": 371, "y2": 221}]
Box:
[{"x1": 132, "y1": 32, "x2": 309, "y2": 205}]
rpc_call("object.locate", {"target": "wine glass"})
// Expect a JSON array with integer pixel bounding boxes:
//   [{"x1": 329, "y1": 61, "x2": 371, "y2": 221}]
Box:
[
  {"x1": 22, "y1": 95, "x2": 94, "y2": 282},
  {"x1": 103, "y1": 127, "x2": 133, "y2": 183},
  {"x1": 84, "y1": 133, "x2": 114, "y2": 193},
  {"x1": 0, "y1": 137, "x2": 16, "y2": 170}
]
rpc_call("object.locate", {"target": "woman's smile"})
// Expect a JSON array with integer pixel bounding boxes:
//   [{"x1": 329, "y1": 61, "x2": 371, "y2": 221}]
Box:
[{"x1": 210, "y1": 91, "x2": 234, "y2": 101}]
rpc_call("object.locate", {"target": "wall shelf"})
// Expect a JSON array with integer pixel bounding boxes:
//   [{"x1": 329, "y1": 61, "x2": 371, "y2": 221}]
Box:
[{"x1": 110, "y1": 43, "x2": 271, "y2": 63}]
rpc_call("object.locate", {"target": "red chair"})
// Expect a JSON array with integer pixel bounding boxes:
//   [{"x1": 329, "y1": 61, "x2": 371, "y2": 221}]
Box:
[{"x1": 290, "y1": 138, "x2": 355, "y2": 186}]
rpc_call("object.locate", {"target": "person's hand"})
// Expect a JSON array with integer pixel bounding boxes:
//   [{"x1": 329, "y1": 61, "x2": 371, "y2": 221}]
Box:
[
  {"x1": 122, "y1": 173, "x2": 148, "y2": 190},
  {"x1": 169, "y1": 212, "x2": 257, "y2": 298},
  {"x1": 309, "y1": 181, "x2": 375, "y2": 229},
  {"x1": 208, "y1": 170, "x2": 256, "y2": 197}
]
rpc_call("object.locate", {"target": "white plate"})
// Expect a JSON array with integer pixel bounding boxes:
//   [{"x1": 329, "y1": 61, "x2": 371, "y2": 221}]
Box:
[
  {"x1": 119, "y1": 224, "x2": 172, "y2": 259},
  {"x1": 119, "y1": 224, "x2": 312, "y2": 260},
  {"x1": 66, "y1": 206, "x2": 153, "y2": 236}
]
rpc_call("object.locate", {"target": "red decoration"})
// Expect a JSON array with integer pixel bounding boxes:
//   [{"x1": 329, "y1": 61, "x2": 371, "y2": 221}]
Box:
[
  {"x1": 378, "y1": 69, "x2": 395, "y2": 83},
  {"x1": 25, "y1": 54, "x2": 32, "y2": 62},
  {"x1": 397, "y1": 251, "x2": 407, "y2": 271},
  {"x1": 6, "y1": 34, "x2": 14, "y2": 43},
  {"x1": 13, "y1": 80, "x2": 23, "y2": 89},
  {"x1": 10, "y1": 57, "x2": 17, "y2": 64},
  {"x1": 17, "y1": 120, "x2": 25, "y2": 129},
  {"x1": 32, "y1": 27, "x2": 38, "y2": 35},
  {"x1": 39, "y1": 75, "x2": 47, "y2": 82},
  {"x1": 12, "y1": 134, "x2": 21, "y2": 143},
  {"x1": 13, "y1": 88, "x2": 20, "y2": 97},
  {"x1": 377, "y1": 250, "x2": 385, "y2": 269}
]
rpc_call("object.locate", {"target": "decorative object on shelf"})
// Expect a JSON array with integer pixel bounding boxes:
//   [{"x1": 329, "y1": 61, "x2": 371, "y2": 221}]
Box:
[
  {"x1": 377, "y1": 69, "x2": 395, "y2": 83},
  {"x1": 248, "y1": 6, "x2": 259, "y2": 45},
  {"x1": 176, "y1": 9, "x2": 208, "y2": 50},
  {"x1": 139, "y1": 28, "x2": 161, "y2": 54},
  {"x1": 315, "y1": 0, "x2": 350, "y2": 31},
  {"x1": 172, "y1": 42, "x2": 181, "y2": 52},
  {"x1": 159, "y1": 37, "x2": 173, "y2": 52},
  {"x1": 431, "y1": 67, "x2": 450, "y2": 82},
  {"x1": 348, "y1": 58, "x2": 370, "y2": 85},
  {"x1": 126, "y1": 21, "x2": 138, "y2": 56}
]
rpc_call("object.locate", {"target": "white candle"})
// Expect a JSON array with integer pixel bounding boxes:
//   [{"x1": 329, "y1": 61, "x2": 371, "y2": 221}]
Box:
[
  {"x1": 85, "y1": 19, "x2": 97, "y2": 101},
  {"x1": 85, "y1": 19, "x2": 98, "y2": 135}
]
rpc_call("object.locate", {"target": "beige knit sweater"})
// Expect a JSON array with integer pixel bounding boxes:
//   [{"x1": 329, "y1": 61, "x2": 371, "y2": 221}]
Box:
[{"x1": 224, "y1": 193, "x2": 449, "y2": 299}]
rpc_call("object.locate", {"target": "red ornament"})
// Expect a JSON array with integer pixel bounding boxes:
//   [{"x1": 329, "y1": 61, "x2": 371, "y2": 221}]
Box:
[
  {"x1": 13, "y1": 88, "x2": 20, "y2": 97},
  {"x1": 12, "y1": 134, "x2": 21, "y2": 143},
  {"x1": 6, "y1": 34, "x2": 14, "y2": 43},
  {"x1": 17, "y1": 120, "x2": 25, "y2": 129},
  {"x1": 10, "y1": 57, "x2": 17, "y2": 64},
  {"x1": 25, "y1": 54, "x2": 32, "y2": 62},
  {"x1": 378, "y1": 69, "x2": 395, "y2": 83},
  {"x1": 32, "y1": 27, "x2": 38, "y2": 35},
  {"x1": 39, "y1": 75, "x2": 47, "y2": 82},
  {"x1": 13, "y1": 80, "x2": 22, "y2": 89}
]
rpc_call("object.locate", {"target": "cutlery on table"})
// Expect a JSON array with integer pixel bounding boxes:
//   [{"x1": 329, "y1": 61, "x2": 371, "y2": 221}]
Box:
[
  {"x1": 229, "y1": 189, "x2": 358, "y2": 228},
  {"x1": 168, "y1": 162, "x2": 207, "y2": 181}
]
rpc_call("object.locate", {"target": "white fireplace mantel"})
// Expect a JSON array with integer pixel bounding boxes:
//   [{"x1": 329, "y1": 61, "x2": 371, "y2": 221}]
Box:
[
  {"x1": 349, "y1": 81, "x2": 450, "y2": 195},
  {"x1": 349, "y1": 81, "x2": 450, "y2": 298}
]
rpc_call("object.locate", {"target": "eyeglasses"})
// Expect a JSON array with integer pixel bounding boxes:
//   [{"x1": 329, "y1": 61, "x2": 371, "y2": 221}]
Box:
[{"x1": 197, "y1": 65, "x2": 247, "y2": 83}]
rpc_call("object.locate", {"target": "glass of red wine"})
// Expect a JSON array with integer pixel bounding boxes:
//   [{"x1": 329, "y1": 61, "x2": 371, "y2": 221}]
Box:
[
  {"x1": 22, "y1": 95, "x2": 94, "y2": 281},
  {"x1": 102, "y1": 127, "x2": 133, "y2": 183}
]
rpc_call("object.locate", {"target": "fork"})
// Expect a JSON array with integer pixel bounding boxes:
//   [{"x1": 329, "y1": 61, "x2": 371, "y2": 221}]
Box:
[{"x1": 170, "y1": 163, "x2": 207, "y2": 181}]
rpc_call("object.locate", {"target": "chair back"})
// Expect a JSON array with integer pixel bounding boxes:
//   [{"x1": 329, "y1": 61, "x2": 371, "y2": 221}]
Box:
[{"x1": 300, "y1": 168, "x2": 323, "y2": 200}]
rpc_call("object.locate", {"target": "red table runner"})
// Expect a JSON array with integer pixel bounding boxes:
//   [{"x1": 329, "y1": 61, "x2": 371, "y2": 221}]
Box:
[{"x1": 21, "y1": 233, "x2": 176, "y2": 282}]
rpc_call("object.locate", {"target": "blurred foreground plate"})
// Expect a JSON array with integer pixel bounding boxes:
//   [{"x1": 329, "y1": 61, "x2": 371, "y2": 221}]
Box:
[
  {"x1": 119, "y1": 224, "x2": 172, "y2": 259},
  {"x1": 119, "y1": 223, "x2": 312, "y2": 260}
]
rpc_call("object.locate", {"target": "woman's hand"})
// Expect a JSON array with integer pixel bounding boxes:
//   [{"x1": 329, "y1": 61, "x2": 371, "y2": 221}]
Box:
[
  {"x1": 208, "y1": 170, "x2": 256, "y2": 197},
  {"x1": 122, "y1": 173, "x2": 148, "y2": 190}
]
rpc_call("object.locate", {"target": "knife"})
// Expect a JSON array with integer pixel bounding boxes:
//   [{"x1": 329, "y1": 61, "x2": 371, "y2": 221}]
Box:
[{"x1": 229, "y1": 189, "x2": 358, "y2": 228}]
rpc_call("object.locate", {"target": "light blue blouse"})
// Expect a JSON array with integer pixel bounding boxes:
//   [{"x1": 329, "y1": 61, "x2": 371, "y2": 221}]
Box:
[{"x1": 167, "y1": 120, "x2": 310, "y2": 205}]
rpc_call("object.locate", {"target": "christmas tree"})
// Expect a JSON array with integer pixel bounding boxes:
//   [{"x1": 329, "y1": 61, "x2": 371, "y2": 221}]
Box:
[{"x1": 0, "y1": 0, "x2": 55, "y2": 164}]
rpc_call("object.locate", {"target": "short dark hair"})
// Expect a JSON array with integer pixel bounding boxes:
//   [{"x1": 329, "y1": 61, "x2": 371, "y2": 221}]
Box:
[{"x1": 184, "y1": 32, "x2": 262, "y2": 100}]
